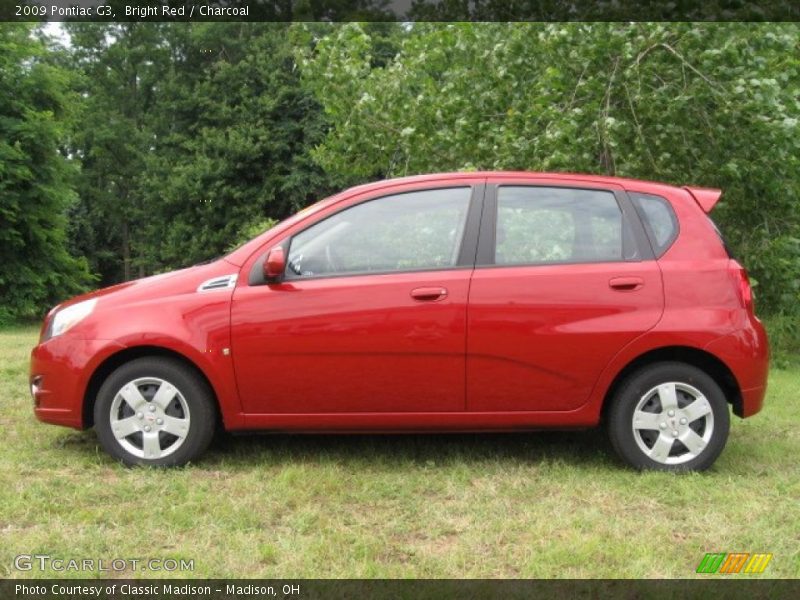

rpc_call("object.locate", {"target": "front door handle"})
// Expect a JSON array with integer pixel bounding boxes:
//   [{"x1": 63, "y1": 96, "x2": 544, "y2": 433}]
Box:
[
  {"x1": 410, "y1": 287, "x2": 448, "y2": 302},
  {"x1": 609, "y1": 276, "x2": 644, "y2": 291}
]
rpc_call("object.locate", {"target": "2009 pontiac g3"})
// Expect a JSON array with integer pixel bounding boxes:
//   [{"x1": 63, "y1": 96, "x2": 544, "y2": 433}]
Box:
[{"x1": 30, "y1": 172, "x2": 769, "y2": 470}]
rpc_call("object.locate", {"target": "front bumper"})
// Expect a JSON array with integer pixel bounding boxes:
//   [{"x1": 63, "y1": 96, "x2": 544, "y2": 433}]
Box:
[{"x1": 30, "y1": 336, "x2": 123, "y2": 429}]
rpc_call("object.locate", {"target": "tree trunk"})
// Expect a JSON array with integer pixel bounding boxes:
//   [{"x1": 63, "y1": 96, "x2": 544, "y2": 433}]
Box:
[{"x1": 122, "y1": 220, "x2": 131, "y2": 281}]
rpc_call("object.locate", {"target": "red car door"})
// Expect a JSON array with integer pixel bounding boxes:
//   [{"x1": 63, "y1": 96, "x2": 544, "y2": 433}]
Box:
[
  {"x1": 231, "y1": 183, "x2": 484, "y2": 414},
  {"x1": 467, "y1": 179, "x2": 664, "y2": 412}
]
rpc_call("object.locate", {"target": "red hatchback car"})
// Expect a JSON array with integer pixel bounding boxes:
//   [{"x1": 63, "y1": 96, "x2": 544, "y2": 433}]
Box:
[{"x1": 30, "y1": 172, "x2": 768, "y2": 470}]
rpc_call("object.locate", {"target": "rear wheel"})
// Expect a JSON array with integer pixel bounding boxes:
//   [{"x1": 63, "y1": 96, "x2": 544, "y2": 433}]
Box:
[
  {"x1": 607, "y1": 362, "x2": 730, "y2": 471},
  {"x1": 94, "y1": 357, "x2": 216, "y2": 467}
]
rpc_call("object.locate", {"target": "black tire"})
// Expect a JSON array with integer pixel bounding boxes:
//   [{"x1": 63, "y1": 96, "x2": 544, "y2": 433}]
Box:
[
  {"x1": 607, "y1": 362, "x2": 730, "y2": 472},
  {"x1": 94, "y1": 357, "x2": 217, "y2": 467}
]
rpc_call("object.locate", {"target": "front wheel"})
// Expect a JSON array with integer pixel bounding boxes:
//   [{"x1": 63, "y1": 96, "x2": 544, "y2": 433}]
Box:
[
  {"x1": 607, "y1": 362, "x2": 730, "y2": 471},
  {"x1": 94, "y1": 357, "x2": 217, "y2": 467}
]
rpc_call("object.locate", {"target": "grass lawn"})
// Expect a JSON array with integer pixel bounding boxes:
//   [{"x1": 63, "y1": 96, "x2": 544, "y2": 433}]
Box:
[{"x1": 1, "y1": 326, "x2": 798, "y2": 579}]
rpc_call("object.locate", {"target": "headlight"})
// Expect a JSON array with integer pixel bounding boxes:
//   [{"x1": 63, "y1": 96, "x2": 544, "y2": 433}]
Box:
[{"x1": 44, "y1": 298, "x2": 97, "y2": 341}]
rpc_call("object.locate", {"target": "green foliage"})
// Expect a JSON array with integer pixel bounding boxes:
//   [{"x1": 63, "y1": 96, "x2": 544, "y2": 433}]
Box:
[
  {"x1": 0, "y1": 24, "x2": 93, "y2": 324},
  {"x1": 138, "y1": 24, "x2": 330, "y2": 275},
  {"x1": 64, "y1": 23, "x2": 333, "y2": 286},
  {"x1": 301, "y1": 22, "x2": 800, "y2": 315},
  {"x1": 65, "y1": 23, "x2": 174, "y2": 283},
  {"x1": 228, "y1": 217, "x2": 278, "y2": 252},
  {"x1": 764, "y1": 314, "x2": 800, "y2": 368}
]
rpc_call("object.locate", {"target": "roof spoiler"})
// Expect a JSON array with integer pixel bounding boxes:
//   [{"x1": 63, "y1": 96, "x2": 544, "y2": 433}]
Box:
[{"x1": 683, "y1": 186, "x2": 722, "y2": 214}]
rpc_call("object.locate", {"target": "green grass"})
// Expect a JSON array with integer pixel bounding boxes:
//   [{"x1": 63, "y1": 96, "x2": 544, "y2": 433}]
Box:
[
  {"x1": 1, "y1": 326, "x2": 798, "y2": 579},
  {"x1": 765, "y1": 314, "x2": 800, "y2": 368}
]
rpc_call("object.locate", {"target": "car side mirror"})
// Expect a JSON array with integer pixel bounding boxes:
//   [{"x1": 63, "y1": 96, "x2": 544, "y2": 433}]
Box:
[{"x1": 263, "y1": 246, "x2": 286, "y2": 282}]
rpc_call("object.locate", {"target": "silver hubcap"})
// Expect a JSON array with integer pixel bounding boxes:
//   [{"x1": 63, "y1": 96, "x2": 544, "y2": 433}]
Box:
[
  {"x1": 109, "y1": 377, "x2": 191, "y2": 459},
  {"x1": 631, "y1": 382, "x2": 714, "y2": 465}
]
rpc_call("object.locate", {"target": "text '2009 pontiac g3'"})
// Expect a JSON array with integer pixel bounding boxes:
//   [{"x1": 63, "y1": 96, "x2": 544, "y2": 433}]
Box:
[{"x1": 30, "y1": 172, "x2": 769, "y2": 470}]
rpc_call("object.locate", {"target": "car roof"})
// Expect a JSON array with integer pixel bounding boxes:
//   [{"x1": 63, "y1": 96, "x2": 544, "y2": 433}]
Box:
[{"x1": 342, "y1": 171, "x2": 688, "y2": 195}]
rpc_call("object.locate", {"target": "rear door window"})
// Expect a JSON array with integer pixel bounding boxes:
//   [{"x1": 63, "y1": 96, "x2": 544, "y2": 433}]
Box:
[{"x1": 494, "y1": 186, "x2": 636, "y2": 265}]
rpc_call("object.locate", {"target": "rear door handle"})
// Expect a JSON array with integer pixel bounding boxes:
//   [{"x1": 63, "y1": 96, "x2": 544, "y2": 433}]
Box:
[
  {"x1": 609, "y1": 276, "x2": 644, "y2": 291},
  {"x1": 410, "y1": 287, "x2": 448, "y2": 302}
]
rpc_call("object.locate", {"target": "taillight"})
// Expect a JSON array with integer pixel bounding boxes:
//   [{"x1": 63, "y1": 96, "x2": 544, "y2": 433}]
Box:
[{"x1": 731, "y1": 261, "x2": 753, "y2": 311}]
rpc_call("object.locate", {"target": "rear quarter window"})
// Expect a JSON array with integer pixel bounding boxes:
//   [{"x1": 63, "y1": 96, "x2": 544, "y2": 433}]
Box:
[
  {"x1": 707, "y1": 217, "x2": 735, "y2": 258},
  {"x1": 629, "y1": 192, "x2": 679, "y2": 257}
]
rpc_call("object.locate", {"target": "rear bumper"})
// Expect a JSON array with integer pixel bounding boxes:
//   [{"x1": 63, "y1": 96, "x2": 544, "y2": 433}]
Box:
[
  {"x1": 704, "y1": 317, "x2": 769, "y2": 418},
  {"x1": 30, "y1": 336, "x2": 123, "y2": 429},
  {"x1": 738, "y1": 385, "x2": 767, "y2": 419}
]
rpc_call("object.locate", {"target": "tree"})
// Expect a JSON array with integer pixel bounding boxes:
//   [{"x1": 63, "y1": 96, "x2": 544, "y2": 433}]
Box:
[
  {"x1": 66, "y1": 23, "x2": 173, "y2": 283},
  {"x1": 135, "y1": 23, "x2": 333, "y2": 273},
  {"x1": 301, "y1": 22, "x2": 800, "y2": 314},
  {"x1": 0, "y1": 24, "x2": 92, "y2": 324},
  {"x1": 65, "y1": 23, "x2": 336, "y2": 282}
]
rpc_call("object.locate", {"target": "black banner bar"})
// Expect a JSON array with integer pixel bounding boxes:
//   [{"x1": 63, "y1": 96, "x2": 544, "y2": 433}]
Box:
[
  {"x1": 3, "y1": 579, "x2": 800, "y2": 600},
  {"x1": 2, "y1": 0, "x2": 800, "y2": 22}
]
